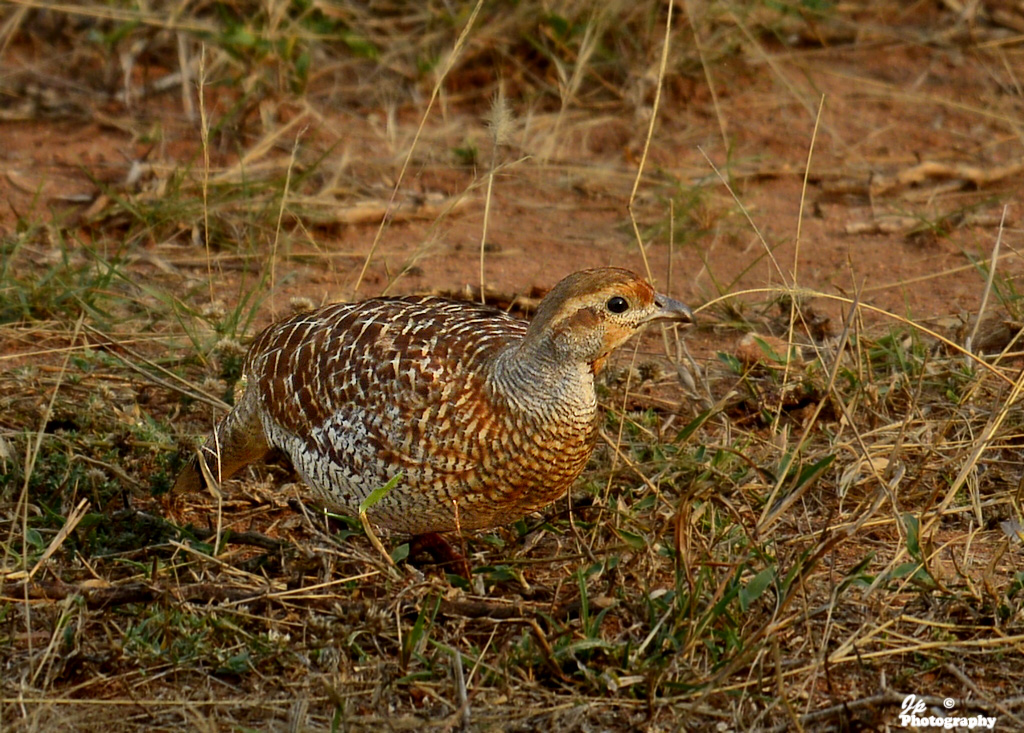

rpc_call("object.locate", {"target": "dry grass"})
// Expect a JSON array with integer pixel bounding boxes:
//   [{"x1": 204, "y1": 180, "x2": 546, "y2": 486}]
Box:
[{"x1": 3, "y1": 1, "x2": 1024, "y2": 730}]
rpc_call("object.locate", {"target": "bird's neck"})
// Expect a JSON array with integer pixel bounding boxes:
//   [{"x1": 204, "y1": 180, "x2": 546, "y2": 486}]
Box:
[{"x1": 490, "y1": 336, "x2": 597, "y2": 420}]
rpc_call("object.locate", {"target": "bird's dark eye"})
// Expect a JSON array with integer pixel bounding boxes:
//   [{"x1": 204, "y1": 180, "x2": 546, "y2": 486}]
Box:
[{"x1": 607, "y1": 296, "x2": 629, "y2": 314}]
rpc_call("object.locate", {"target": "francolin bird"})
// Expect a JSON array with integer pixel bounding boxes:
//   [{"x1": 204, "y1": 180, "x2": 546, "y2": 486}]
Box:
[{"x1": 173, "y1": 268, "x2": 694, "y2": 535}]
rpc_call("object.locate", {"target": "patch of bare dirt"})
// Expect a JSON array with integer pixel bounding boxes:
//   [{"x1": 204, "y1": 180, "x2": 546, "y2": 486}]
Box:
[{"x1": 3, "y1": 34, "x2": 1019, "y2": 347}]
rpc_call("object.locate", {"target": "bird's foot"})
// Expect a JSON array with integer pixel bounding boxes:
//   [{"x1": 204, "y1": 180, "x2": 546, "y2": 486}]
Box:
[{"x1": 408, "y1": 532, "x2": 471, "y2": 579}]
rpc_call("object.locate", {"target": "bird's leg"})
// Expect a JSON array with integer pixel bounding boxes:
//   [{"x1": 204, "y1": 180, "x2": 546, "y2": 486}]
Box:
[{"x1": 408, "y1": 532, "x2": 471, "y2": 579}]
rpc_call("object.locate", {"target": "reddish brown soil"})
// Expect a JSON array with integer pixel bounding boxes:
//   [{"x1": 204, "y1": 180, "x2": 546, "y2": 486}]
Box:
[{"x1": 2, "y1": 16, "x2": 1020, "y2": 350}]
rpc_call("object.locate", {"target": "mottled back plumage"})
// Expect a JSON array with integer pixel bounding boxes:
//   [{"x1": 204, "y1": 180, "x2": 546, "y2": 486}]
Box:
[{"x1": 174, "y1": 268, "x2": 693, "y2": 534}]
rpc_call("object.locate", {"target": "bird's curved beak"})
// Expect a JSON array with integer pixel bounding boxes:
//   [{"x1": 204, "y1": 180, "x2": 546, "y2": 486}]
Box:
[{"x1": 650, "y1": 294, "x2": 695, "y2": 325}]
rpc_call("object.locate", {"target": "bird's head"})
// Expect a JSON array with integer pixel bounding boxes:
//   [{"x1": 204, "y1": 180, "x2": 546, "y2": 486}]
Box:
[{"x1": 525, "y1": 268, "x2": 694, "y2": 373}]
